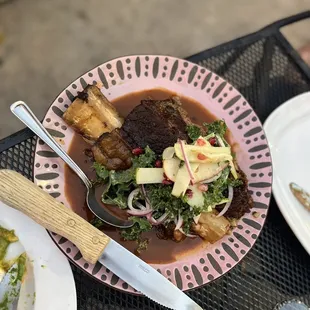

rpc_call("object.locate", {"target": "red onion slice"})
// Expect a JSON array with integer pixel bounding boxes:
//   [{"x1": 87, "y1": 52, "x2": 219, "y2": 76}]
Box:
[
  {"x1": 135, "y1": 201, "x2": 147, "y2": 211},
  {"x1": 179, "y1": 228, "x2": 197, "y2": 238},
  {"x1": 127, "y1": 209, "x2": 153, "y2": 216},
  {"x1": 216, "y1": 186, "x2": 233, "y2": 217},
  {"x1": 175, "y1": 212, "x2": 183, "y2": 230},
  {"x1": 178, "y1": 139, "x2": 195, "y2": 183},
  {"x1": 147, "y1": 212, "x2": 168, "y2": 225},
  {"x1": 141, "y1": 185, "x2": 151, "y2": 208},
  {"x1": 127, "y1": 188, "x2": 140, "y2": 210}
]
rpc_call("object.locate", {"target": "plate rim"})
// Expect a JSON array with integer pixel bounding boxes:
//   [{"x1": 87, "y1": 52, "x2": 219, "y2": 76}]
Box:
[
  {"x1": 0, "y1": 202, "x2": 77, "y2": 310},
  {"x1": 264, "y1": 91, "x2": 310, "y2": 256},
  {"x1": 32, "y1": 54, "x2": 272, "y2": 292}
]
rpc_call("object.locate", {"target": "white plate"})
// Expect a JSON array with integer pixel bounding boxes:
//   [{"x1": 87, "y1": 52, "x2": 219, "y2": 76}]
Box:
[
  {"x1": 0, "y1": 202, "x2": 77, "y2": 310},
  {"x1": 264, "y1": 92, "x2": 310, "y2": 255}
]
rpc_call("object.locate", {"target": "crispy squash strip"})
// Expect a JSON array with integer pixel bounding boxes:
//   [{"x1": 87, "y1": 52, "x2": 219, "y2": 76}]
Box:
[{"x1": 63, "y1": 85, "x2": 123, "y2": 142}]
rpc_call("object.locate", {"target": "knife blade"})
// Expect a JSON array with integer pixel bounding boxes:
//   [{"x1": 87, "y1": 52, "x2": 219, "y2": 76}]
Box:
[
  {"x1": 0, "y1": 170, "x2": 203, "y2": 310},
  {"x1": 101, "y1": 239, "x2": 202, "y2": 310},
  {"x1": 0, "y1": 262, "x2": 22, "y2": 310}
]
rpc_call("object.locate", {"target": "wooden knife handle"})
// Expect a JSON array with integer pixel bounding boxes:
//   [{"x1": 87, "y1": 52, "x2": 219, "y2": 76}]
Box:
[{"x1": 0, "y1": 169, "x2": 110, "y2": 264}]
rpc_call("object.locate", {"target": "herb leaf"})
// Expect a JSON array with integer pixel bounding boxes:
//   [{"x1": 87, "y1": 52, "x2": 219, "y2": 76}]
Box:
[
  {"x1": 146, "y1": 184, "x2": 198, "y2": 233},
  {"x1": 93, "y1": 162, "x2": 109, "y2": 181},
  {"x1": 203, "y1": 167, "x2": 230, "y2": 208},
  {"x1": 203, "y1": 120, "x2": 227, "y2": 138},
  {"x1": 186, "y1": 125, "x2": 202, "y2": 141},
  {"x1": 132, "y1": 146, "x2": 156, "y2": 168},
  {"x1": 93, "y1": 146, "x2": 156, "y2": 210},
  {"x1": 121, "y1": 217, "x2": 152, "y2": 241},
  {"x1": 203, "y1": 167, "x2": 243, "y2": 209},
  {"x1": 90, "y1": 217, "x2": 104, "y2": 229},
  {"x1": 228, "y1": 178, "x2": 243, "y2": 187}
]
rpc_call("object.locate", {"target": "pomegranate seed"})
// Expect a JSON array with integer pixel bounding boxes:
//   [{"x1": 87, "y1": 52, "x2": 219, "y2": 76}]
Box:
[
  {"x1": 209, "y1": 137, "x2": 217, "y2": 146},
  {"x1": 162, "y1": 179, "x2": 173, "y2": 185},
  {"x1": 186, "y1": 189, "x2": 193, "y2": 198},
  {"x1": 197, "y1": 153, "x2": 207, "y2": 160},
  {"x1": 132, "y1": 147, "x2": 144, "y2": 156},
  {"x1": 196, "y1": 138, "x2": 206, "y2": 146},
  {"x1": 155, "y1": 159, "x2": 163, "y2": 168},
  {"x1": 198, "y1": 184, "x2": 209, "y2": 192}
]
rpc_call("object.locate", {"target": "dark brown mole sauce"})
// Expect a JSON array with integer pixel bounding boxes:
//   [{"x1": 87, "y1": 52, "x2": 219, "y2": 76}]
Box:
[{"x1": 65, "y1": 88, "x2": 217, "y2": 264}]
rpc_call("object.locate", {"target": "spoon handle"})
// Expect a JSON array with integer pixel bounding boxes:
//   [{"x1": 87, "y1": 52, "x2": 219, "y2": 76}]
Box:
[
  {"x1": 10, "y1": 101, "x2": 92, "y2": 189},
  {"x1": 0, "y1": 170, "x2": 110, "y2": 264}
]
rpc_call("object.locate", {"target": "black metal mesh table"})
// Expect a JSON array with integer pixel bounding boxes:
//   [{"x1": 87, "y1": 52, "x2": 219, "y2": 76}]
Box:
[{"x1": 1, "y1": 11, "x2": 310, "y2": 310}]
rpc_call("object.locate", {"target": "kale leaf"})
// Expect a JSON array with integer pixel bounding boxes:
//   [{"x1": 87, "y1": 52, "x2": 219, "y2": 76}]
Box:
[
  {"x1": 101, "y1": 180, "x2": 129, "y2": 209},
  {"x1": 203, "y1": 120, "x2": 227, "y2": 138},
  {"x1": 136, "y1": 238, "x2": 149, "y2": 254},
  {"x1": 132, "y1": 146, "x2": 156, "y2": 168},
  {"x1": 93, "y1": 146, "x2": 156, "y2": 210},
  {"x1": 121, "y1": 217, "x2": 152, "y2": 241},
  {"x1": 228, "y1": 178, "x2": 243, "y2": 187},
  {"x1": 203, "y1": 167, "x2": 230, "y2": 208},
  {"x1": 93, "y1": 162, "x2": 109, "y2": 181},
  {"x1": 90, "y1": 217, "x2": 104, "y2": 229},
  {"x1": 186, "y1": 125, "x2": 202, "y2": 141},
  {"x1": 203, "y1": 167, "x2": 243, "y2": 209},
  {"x1": 146, "y1": 184, "x2": 198, "y2": 233},
  {"x1": 187, "y1": 121, "x2": 228, "y2": 142}
]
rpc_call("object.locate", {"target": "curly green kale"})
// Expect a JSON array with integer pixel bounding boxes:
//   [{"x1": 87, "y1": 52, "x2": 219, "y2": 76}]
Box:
[
  {"x1": 92, "y1": 146, "x2": 156, "y2": 209},
  {"x1": 120, "y1": 217, "x2": 152, "y2": 241},
  {"x1": 203, "y1": 120, "x2": 227, "y2": 138},
  {"x1": 146, "y1": 184, "x2": 199, "y2": 233},
  {"x1": 186, "y1": 125, "x2": 202, "y2": 141},
  {"x1": 203, "y1": 167, "x2": 243, "y2": 209}
]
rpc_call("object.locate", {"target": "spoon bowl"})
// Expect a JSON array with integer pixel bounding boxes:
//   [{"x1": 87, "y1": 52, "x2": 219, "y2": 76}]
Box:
[{"x1": 10, "y1": 101, "x2": 133, "y2": 228}]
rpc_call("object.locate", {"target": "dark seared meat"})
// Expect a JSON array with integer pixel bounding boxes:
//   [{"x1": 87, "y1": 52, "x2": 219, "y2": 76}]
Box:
[
  {"x1": 91, "y1": 129, "x2": 132, "y2": 170},
  {"x1": 155, "y1": 223, "x2": 174, "y2": 240},
  {"x1": 216, "y1": 168, "x2": 253, "y2": 219},
  {"x1": 120, "y1": 97, "x2": 191, "y2": 154}
]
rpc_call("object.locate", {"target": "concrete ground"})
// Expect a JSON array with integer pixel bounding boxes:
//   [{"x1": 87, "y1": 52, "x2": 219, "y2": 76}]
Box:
[{"x1": 0, "y1": 0, "x2": 309, "y2": 139}]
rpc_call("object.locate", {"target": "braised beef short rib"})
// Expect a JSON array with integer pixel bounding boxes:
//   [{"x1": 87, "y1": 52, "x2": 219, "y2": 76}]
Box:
[{"x1": 120, "y1": 97, "x2": 191, "y2": 154}]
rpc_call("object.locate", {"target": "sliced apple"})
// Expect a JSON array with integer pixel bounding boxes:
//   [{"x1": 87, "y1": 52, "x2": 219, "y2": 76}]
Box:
[
  {"x1": 229, "y1": 160, "x2": 238, "y2": 179},
  {"x1": 162, "y1": 147, "x2": 175, "y2": 160},
  {"x1": 136, "y1": 168, "x2": 164, "y2": 184},
  {"x1": 193, "y1": 162, "x2": 228, "y2": 183},
  {"x1": 195, "y1": 136, "x2": 211, "y2": 147},
  {"x1": 174, "y1": 143, "x2": 232, "y2": 164},
  {"x1": 187, "y1": 184, "x2": 204, "y2": 208},
  {"x1": 163, "y1": 158, "x2": 180, "y2": 182},
  {"x1": 175, "y1": 143, "x2": 231, "y2": 156},
  {"x1": 172, "y1": 163, "x2": 199, "y2": 197}
]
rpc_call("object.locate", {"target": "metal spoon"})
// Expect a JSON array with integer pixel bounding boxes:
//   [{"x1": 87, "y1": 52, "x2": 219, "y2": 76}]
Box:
[{"x1": 10, "y1": 101, "x2": 133, "y2": 228}]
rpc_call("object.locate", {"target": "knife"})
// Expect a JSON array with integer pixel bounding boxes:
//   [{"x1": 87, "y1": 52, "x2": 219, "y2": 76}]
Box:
[
  {"x1": 289, "y1": 182, "x2": 310, "y2": 211},
  {"x1": 0, "y1": 261, "x2": 22, "y2": 310},
  {"x1": 0, "y1": 170, "x2": 203, "y2": 310}
]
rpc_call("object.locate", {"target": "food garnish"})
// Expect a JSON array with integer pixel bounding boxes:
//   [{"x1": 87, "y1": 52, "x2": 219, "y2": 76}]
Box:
[
  {"x1": 63, "y1": 86, "x2": 253, "y2": 254},
  {"x1": 0, "y1": 226, "x2": 27, "y2": 308},
  {"x1": 92, "y1": 119, "x2": 248, "y2": 251}
]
